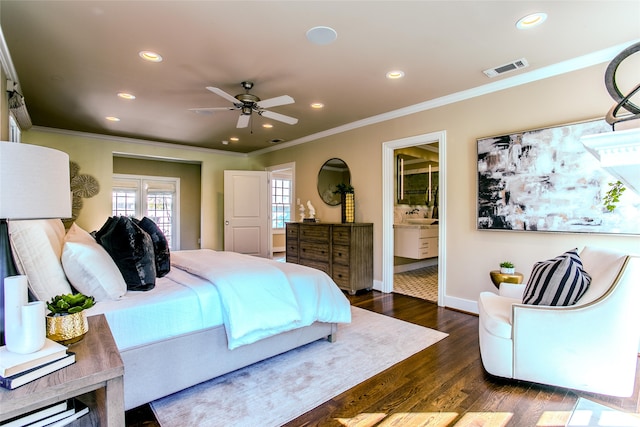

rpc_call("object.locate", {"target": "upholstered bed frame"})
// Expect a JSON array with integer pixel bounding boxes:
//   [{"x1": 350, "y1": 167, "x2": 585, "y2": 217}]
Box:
[
  {"x1": 8, "y1": 218, "x2": 348, "y2": 410},
  {"x1": 120, "y1": 319, "x2": 336, "y2": 410}
]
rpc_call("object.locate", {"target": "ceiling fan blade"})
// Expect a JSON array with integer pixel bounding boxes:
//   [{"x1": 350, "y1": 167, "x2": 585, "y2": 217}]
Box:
[
  {"x1": 256, "y1": 95, "x2": 294, "y2": 109},
  {"x1": 237, "y1": 114, "x2": 250, "y2": 128},
  {"x1": 206, "y1": 86, "x2": 240, "y2": 105},
  {"x1": 188, "y1": 107, "x2": 236, "y2": 112},
  {"x1": 260, "y1": 110, "x2": 298, "y2": 125}
]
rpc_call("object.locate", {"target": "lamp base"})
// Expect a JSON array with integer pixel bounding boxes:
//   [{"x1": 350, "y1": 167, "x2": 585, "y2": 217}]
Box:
[{"x1": 1, "y1": 218, "x2": 19, "y2": 346}]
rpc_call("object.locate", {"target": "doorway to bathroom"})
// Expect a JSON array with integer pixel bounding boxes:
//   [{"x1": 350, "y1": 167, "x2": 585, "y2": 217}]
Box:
[{"x1": 381, "y1": 131, "x2": 446, "y2": 306}]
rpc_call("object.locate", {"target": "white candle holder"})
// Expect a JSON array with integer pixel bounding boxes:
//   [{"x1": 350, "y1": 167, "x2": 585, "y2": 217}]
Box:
[{"x1": 4, "y1": 275, "x2": 46, "y2": 354}]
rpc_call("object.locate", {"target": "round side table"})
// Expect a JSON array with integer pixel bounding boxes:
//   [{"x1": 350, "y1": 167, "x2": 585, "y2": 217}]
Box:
[{"x1": 490, "y1": 270, "x2": 524, "y2": 288}]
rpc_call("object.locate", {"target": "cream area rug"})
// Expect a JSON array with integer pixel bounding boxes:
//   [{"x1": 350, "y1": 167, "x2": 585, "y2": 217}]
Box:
[{"x1": 151, "y1": 306, "x2": 448, "y2": 427}]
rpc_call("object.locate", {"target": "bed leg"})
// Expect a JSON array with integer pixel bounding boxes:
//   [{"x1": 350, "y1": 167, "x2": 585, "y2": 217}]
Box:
[{"x1": 327, "y1": 333, "x2": 336, "y2": 343}]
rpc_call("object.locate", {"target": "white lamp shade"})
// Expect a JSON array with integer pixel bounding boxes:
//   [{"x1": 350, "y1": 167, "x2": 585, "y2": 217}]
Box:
[{"x1": 0, "y1": 142, "x2": 71, "y2": 219}]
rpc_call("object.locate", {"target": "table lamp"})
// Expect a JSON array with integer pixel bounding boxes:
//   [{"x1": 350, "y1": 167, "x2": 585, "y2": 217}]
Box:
[{"x1": 0, "y1": 141, "x2": 71, "y2": 347}]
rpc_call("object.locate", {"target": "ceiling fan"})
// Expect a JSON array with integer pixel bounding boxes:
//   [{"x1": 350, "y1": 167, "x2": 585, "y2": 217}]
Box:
[{"x1": 191, "y1": 81, "x2": 298, "y2": 128}]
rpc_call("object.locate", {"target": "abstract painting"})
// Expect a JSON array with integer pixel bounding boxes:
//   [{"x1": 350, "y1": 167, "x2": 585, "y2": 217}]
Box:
[{"x1": 477, "y1": 119, "x2": 640, "y2": 235}]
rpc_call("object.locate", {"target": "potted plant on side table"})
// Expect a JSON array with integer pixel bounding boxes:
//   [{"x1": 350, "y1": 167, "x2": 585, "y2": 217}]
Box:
[
  {"x1": 45, "y1": 293, "x2": 95, "y2": 345},
  {"x1": 499, "y1": 261, "x2": 515, "y2": 275}
]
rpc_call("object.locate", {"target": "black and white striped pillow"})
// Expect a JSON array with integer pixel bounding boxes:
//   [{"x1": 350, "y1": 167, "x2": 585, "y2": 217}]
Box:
[{"x1": 522, "y1": 249, "x2": 591, "y2": 306}]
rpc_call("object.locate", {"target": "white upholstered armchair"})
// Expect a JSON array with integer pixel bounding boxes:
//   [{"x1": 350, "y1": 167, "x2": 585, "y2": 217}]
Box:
[{"x1": 478, "y1": 246, "x2": 640, "y2": 397}]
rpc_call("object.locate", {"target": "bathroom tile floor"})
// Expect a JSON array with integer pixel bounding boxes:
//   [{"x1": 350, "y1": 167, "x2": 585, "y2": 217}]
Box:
[{"x1": 393, "y1": 265, "x2": 438, "y2": 302}]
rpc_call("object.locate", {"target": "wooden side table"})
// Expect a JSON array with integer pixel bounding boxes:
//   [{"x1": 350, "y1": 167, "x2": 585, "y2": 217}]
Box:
[
  {"x1": 490, "y1": 270, "x2": 524, "y2": 288},
  {"x1": 0, "y1": 314, "x2": 124, "y2": 426}
]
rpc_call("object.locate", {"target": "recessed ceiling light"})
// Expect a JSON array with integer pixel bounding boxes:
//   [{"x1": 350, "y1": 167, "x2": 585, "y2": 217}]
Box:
[
  {"x1": 117, "y1": 92, "x2": 136, "y2": 100},
  {"x1": 230, "y1": 137, "x2": 239, "y2": 142},
  {"x1": 516, "y1": 12, "x2": 547, "y2": 29},
  {"x1": 105, "y1": 116, "x2": 120, "y2": 122},
  {"x1": 262, "y1": 123, "x2": 273, "y2": 129},
  {"x1": 139, "y1": 50, "x2": 163, "y2": 62},
  {"x1": 311, "y1": 102, "x2": 324, "y2": 109},
  {"x1": 306, "y1": 26, "x2": 337, "y2": 45},
  {"x1": 386, "y1": 70, "x2": 405, "y2": 79}
]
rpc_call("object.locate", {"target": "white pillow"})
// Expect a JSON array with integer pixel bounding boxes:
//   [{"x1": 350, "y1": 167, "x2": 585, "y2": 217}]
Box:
[
  {"x1": 9, "y1": 219, "x2": 72, "y2": 301},
  {"x1": 61, "y1": 223, "x2": 127, "y2": 301}
]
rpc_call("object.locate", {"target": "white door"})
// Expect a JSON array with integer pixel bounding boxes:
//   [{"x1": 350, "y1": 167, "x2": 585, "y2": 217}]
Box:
[{"x1": 223, "y1": 170, "x2": 271, "y2": 257}]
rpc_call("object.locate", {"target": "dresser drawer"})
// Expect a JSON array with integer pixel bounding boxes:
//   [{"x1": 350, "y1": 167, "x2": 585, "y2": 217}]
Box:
[
  {"x1": 299, "y1": 241, "x2": 330, "y2": 262},
  {"x1": 300, "y1": 225, "x2": 330, "y2": 241},
  {"x1": 332, "y1": 244, "x2": 350, "y2": 265},
  {"x1": 300, "y1": 259, "x2": 330, "y2": 275},
  {"x1": 332, "y1": 264, "x2": 350, "y2": 288},
  {"x1": 332, "y1": 227, "x2": 351, "y2": 245},
  {"x1": 286, "y1": 224, "x2": 299, "y2": 238}
]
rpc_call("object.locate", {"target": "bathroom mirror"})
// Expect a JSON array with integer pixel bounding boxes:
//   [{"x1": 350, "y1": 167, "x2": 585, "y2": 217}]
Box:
[{"x1": 317, "y1": 158, "x2": 350, "y2": 206}]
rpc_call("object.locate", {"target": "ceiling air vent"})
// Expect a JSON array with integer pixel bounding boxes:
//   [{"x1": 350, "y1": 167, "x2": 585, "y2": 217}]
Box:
[{"x1": 483, "y1": 58, "x2": 529, "y2": 78}]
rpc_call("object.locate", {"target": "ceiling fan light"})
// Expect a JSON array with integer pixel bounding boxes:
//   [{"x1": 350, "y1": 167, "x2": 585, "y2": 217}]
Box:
[
  {"x1": 262, "y1": 123, "x2": 273, "y2": 129},
  {"x1": 516, "y1": 12, "x2": 547, "y2": 29},
  {"x1": 306, "y1": 26, "x2": 337, "y2": 45}
]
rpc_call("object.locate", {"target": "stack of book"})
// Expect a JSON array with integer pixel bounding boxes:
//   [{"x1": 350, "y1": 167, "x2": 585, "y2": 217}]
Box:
[
  {"x1": 1, "y1": 398, "x2": 89, "y2": 427},
  {"x1": 0, "y1": 339, "x2": 75, "y2": 390}
]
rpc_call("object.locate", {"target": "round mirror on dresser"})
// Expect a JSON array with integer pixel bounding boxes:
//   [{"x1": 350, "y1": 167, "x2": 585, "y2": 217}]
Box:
[{"x1": 317, "y1": 158, "x2": 350, "y2": 206}]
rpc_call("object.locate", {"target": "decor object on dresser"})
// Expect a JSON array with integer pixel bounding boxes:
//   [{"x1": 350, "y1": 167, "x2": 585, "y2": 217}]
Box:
[
  {"x1": 286, "y1": 222, "x2": 373, "y2": 294},
  {"x1": 0, "y1": 141, "x2": 71, "y2": 346},
  {"x1": 334, "y1": 183, "x2": 355, "y2": 223},
  {"x1": 477, "y1": 119, "x2": 640, "y2": 235},
  {"x1": 45, "y1": 293, "x2": 95, "y2": 345},
  {"x1": 478, "y1": 246, "x2": 640, "y2": 397}
]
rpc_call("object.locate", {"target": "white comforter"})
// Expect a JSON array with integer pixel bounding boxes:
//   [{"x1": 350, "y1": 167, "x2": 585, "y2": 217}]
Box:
[{"x1": 171, "y1": 250, "x2": 351, "y2": 349}]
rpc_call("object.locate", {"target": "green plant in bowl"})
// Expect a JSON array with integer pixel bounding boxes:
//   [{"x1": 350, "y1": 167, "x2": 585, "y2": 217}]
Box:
[{"x1": 46, "y1": 293, "x2": 95, "y2": 316}]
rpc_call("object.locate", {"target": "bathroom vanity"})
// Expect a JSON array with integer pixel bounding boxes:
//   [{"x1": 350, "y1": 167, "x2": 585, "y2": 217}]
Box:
[{"x1": 394, "y1": 222, "x2": 438, "y2": 259}]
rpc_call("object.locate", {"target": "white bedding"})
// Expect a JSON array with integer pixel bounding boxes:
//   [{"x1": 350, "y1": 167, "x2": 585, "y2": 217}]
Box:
[
  {"x1": 171, "y1": 250, "x2": 352, "y2": 349},
  {"x1": 86, "y1": 267, "x2": 223, "y2": 351},
  {"x1": 87, "y1": 250, "x2": 351, "y2": 351}
]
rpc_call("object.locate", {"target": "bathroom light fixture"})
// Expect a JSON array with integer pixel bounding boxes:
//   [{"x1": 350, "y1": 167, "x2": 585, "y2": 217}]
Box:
[
  {"x1": 117, "y1": 92, "x2": 136, "y2": 100},
  {"x1": 386, "y1": 70, "x2": 405, "y2": 79},
  {"x1": 306, "y1": 26, "x2": 337, "y2": 45},
  {"x1": 516, "y1": 12, "x2": 547, "y2": 29},
  {"x1": 139, "y1": 50, "x2": 163, "y2": 62}
]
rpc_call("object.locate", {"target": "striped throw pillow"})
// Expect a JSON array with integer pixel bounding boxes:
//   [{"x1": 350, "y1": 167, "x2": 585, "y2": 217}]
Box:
[{"x1": 522, "y1": 249, "x2": 591, "y2": 306}]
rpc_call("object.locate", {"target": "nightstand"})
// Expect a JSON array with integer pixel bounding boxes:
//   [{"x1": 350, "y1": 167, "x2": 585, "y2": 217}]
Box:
[{"x1": 0, "y1": 314, "x2": 125, "y2": 426}]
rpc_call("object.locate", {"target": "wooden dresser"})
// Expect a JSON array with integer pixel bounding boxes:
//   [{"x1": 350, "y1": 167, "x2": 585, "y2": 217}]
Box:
[{"x1": 285, "y1": 222, "x2": 373, "y2": 295}]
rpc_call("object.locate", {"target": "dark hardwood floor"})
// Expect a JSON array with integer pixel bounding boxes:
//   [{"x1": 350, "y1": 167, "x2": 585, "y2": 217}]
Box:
[{"x1": 126, "y1": 291, "x2": 640, "y2": 427}]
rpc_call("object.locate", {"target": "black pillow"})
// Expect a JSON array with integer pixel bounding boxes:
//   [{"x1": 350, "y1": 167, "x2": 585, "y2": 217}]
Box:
[
  {"x1": 95, "y1": 216, "x2": 156, "y2": 291},
  {"x1": 133, "y1": 217, "x2": 170, "y2": 278},
  {"x1": 522, "y1": 248, "x2": 591, "y2": 306}
]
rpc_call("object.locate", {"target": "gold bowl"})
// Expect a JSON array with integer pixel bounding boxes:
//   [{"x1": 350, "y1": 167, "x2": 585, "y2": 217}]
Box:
[{"x1": 46, "y1": 311, "x2": 88, "y2": 345}]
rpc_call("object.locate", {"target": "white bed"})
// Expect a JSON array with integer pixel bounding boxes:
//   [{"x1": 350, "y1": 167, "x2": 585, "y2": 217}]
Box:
[{"x1": 8, "y1": 219, "x2": 352, "y2": 409}]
